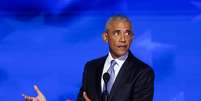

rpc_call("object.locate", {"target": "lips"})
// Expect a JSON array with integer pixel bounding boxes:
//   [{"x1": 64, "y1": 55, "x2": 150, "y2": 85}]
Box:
[{"x1": 117, "y1": 45, "x2": 127, "y2": 48}]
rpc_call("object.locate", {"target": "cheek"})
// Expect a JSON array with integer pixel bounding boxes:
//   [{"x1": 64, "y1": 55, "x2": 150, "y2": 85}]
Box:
[
  {"x1": 127, "y1": 39, "x2": 133, "y2": 45},
  {"x1": 108, "y1": 38, "x2": 117, "y2": 46},
  {"x1": 109, "y1": 42, "x2": 116, "y2": 49}
]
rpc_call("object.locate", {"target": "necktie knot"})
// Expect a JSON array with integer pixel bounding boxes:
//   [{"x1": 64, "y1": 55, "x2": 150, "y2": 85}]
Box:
[{"x1": 110, "y1": 60, "x2": 117, "y2": 69}]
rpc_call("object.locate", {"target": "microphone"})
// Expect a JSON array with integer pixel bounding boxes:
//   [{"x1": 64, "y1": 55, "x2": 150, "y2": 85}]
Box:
[
  {"x1": 103, "y1": 72, "x2": 110, "y2": 84},
  {"x1": 102, "y1": 72, "x2": 110, "y2": 101}
]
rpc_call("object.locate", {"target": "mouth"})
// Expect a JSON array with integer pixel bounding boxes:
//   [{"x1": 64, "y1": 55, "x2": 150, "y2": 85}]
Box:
[{"x1": 117, "y1": 45, "x2": 127, "y2": 49}]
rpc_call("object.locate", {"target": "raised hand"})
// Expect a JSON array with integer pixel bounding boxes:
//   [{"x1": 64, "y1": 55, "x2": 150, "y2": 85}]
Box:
[{"x1": 22, "y1": 85, "x2": 47, "y2": 101}]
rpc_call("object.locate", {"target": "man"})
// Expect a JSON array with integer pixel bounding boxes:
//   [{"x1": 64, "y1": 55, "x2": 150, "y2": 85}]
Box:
[
  {"x1": 23, "y1": 15, "x2": 154, "y2": 101},
  {"x1": 77, "y1": 15, "x2": 154, "y2": 101}
]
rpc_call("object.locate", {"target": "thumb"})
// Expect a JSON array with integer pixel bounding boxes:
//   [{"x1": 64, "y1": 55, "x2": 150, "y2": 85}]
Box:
[
  {"x1": 83, "y1": 91, "x2": 90, "y2": 101},
  {"x1": 34, "y1": 85, "x2": 43, "y2": 95}
]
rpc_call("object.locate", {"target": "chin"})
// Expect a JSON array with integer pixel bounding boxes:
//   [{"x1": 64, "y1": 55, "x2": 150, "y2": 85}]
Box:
[
  {"x1": 110, "y1": 48, "x2": 128, "y2": 58},
  {"x1": 116, "y1": 51, "x2": 127, "y2": 56}
]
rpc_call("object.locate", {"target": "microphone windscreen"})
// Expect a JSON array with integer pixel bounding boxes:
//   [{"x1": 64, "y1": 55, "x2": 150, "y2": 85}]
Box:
[{"x1": 103, "y1": 72, "x2": 110, "y2": 83}]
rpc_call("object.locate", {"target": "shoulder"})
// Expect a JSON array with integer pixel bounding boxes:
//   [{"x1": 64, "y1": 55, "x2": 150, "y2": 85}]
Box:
[
  {"x1": 82, "y1": 55, "x2": 107, "y2": 78},
  {"x1": 128, "y1": 52, "x2": 154, "y2": 76},
  {"x1": 126, "y1": 55, "x2": 155, "y2": 85},
  {"x1": 84, "y1": 55, "x2": 107, "y2": 69},
  {"x1": 85, "y1": 55, "x2": 107, "y2": 65}
]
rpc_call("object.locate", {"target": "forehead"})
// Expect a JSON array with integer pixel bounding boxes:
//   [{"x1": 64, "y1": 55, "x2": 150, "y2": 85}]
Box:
[{"x1": 108, "y1": 21, "x2": 132, "y2": 30}]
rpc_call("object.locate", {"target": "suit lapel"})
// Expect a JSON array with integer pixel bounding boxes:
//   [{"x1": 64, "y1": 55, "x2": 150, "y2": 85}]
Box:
[
  {"x1": 94, "y1": 55, "x2": 107, "y2": 101},
  {"x1": 109, "y1": 51, "x2": 135, "y2": 100}
]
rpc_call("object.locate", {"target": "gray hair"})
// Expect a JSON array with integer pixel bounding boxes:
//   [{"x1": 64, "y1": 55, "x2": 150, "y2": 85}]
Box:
[{"x1": 105, "y1": 15, "x2": 132, "y2": 31}]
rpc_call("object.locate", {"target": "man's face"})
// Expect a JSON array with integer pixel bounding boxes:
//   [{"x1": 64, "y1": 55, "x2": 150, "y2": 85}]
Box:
[{"x1": 103, "y1": 20, "x2": 133, "y2": 58}]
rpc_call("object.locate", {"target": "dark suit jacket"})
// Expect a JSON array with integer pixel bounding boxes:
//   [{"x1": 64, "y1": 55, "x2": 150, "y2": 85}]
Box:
[{"x1": 77, "y1": 51, "x2": 154, "y2": 101}]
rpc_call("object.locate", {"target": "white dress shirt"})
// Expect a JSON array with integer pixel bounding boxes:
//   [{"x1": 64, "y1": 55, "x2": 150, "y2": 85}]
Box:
[{"x1": 101, "y1": 52, "x2": 128, "y2": 92}]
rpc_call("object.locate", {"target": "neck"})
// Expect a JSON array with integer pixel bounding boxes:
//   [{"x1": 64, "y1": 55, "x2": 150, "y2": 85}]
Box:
[{"x1": 109, "y1": 51, "x2": 129, "y2": 59}]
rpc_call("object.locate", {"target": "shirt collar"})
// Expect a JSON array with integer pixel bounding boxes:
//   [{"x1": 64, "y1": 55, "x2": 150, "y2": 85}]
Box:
[{"x1": 107, "y1": 52, "x2": 128, "y2": 66}]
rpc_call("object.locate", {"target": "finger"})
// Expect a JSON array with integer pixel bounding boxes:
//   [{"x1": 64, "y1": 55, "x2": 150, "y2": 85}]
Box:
[
  {"x1": 34, "y1": 85, "x2": 42, "y2": 95},
  {"x1": 29, "y1": 97, "x2": 36, "y2": 101},
  {"x1": 24, "y1": 96, "x2": 30, "y2": 101},
  {"x1": 25, "y1": 97, "x2": 30, "y2": 101},
  {"x1": 83, "y1": 91, "x2": 90, "y2": 101},
  {"x1": 24, "y1": 95, "x2": 34, "y2": 101},
  {"x1": 22, "y1": 94, "x2": 30, "y2": 100}
]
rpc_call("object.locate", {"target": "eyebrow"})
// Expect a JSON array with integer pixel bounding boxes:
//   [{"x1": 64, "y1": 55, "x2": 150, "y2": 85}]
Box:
[{"x1": 112, "y1": 29, "x2": 132, "y2": 32}]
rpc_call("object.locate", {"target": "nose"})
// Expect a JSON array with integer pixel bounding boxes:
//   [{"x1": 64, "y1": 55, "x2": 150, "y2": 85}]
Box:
[{"x1": 119, "y1": 33, "x2": 126, "y2": 42}]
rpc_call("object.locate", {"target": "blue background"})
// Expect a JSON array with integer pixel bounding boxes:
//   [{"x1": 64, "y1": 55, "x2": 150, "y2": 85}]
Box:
[{"x1": 0, "y1": 0, "x2": 201, "y2": 101}]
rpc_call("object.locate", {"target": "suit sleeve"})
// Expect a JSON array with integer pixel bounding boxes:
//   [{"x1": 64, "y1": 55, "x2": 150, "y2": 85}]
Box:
[
  {"x1": 132, "y1": 68, "x2": 155, "y2": 101},
  {"x1": 76, "y1": 62, "x2": 89, "y2": 101}
]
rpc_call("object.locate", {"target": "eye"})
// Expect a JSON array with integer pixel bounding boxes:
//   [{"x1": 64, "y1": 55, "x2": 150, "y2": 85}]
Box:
[
  {"x1": 125, "y1": 31, "x2": 133, "y2": 36},
  {"x1": 124, "y1": 32, "x2": 129, "y2": 36},
  {"x1": 112, "y1": 31, "x2": 120, "y2": 36}
]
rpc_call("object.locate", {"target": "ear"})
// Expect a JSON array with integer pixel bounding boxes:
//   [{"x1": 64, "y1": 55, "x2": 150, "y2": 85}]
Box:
[{"x1": 102, "y1": 32, "x2": 108, "y2": 43}]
